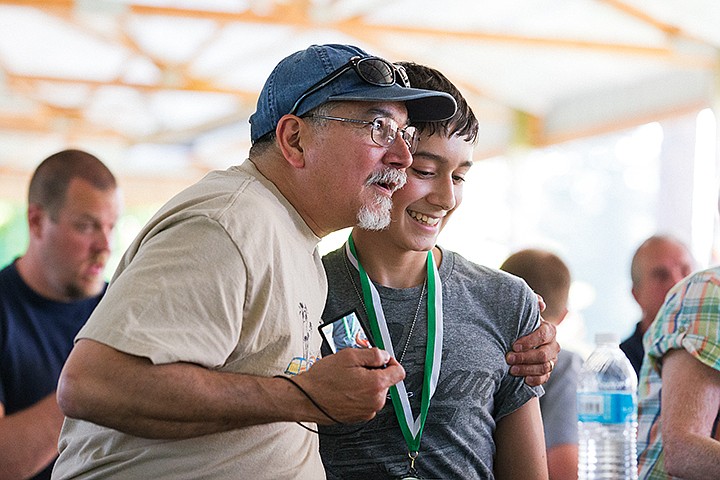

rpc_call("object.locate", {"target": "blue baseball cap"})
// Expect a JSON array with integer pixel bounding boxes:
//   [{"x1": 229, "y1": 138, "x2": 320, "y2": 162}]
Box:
[{"x1": 249, "y1": 44, "x2": 457, "y2": 143}]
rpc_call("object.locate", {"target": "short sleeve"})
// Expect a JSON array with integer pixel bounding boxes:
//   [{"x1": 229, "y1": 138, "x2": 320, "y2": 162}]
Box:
[
  {"x1": 645, "y1": 270, "x2": 720, "y2": 374},
  {"x1": 77, "y1": 216, "x2": 247, "y2": 368}
]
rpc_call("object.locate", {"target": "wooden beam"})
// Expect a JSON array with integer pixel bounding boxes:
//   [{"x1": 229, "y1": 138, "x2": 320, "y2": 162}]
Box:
[
  {"x1": 0, "y1": 0, "x2": 74, "y2": 7},
  {"x1": 599, "y1": 0, "x2": 682, "y2": 36},
  {"x1": 5, "y1": 72, "x2": 258, "y2": 99},
  {"x1": 126, "y1": 2, "x2": 706, "y2": 61}
]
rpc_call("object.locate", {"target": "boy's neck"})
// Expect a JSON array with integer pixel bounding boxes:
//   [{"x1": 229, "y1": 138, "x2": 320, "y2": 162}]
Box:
[{"x1": 350, "y1": 229, "x2": 441, "y2": 289}]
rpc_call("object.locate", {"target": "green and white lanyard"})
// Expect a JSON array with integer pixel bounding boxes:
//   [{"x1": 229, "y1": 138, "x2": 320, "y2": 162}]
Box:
[{"x1": 346, "y1": 235, "x2": 443, "y2": 473}]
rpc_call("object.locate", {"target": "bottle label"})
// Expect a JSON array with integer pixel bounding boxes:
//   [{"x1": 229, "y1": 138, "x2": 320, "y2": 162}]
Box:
[{"x1": 577, "y1": 391, "x2": 636, "y2": 423}]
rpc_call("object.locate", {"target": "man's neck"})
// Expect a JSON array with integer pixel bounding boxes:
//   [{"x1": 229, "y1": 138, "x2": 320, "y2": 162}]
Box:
[
  {"x1": 251, "y1": 156, "x2": 335, "y2": 238},
  {"x1": 350, "y1": 229, "x2": 440, "y2": 289},
  {"x1": 639, "y1": 314, "x2": 655, "y2": 333},
  {"x1": 15, "y1": 252, "x2": 64, "y2": 302}
]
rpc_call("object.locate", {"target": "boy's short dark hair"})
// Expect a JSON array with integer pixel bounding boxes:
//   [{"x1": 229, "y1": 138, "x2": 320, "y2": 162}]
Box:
[{"x1": 398, "y1": 62, "x2": 479, "y2": 144}]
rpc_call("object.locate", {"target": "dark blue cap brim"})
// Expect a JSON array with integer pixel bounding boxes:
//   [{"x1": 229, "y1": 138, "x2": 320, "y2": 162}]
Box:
[{"x1": 327, "y1": 84, "x2": 457, "y2": 122}]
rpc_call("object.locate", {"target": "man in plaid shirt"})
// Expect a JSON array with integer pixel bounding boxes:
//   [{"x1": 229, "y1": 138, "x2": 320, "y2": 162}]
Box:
[{"x1": 637, "y1": 264, "x2": 720, "y2": 479}]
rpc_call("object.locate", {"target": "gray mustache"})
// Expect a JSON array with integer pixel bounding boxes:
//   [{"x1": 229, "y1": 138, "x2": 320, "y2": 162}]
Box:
[{"x1": 366, "y1": 167, "x2": 407, "y2": 193}]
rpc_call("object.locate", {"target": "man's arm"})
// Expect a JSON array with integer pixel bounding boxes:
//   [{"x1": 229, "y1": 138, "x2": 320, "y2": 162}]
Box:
[
  {"x1": 57, "y1": 339, "x2": 405, "y2": 439},
  {"x1": 0, "y1": 394, "x2": 64, "y2": 480},
  {"x1": 546, "y1": 444, "x2": 578, "y2": 480},
  {"x1": 506, "y1": 319, "x2": 560, "y2": 386},
  {"x1": 660, "y1": 348, "x2": 720, "y2": 479},
  {"x1": 494, "y1": 397, "x2": 549, "y2": 480}
]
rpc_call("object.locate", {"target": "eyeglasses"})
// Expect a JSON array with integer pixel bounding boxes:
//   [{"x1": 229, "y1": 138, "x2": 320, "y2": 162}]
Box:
[
  {"x1": 306, "y1": 114, "x2": 419, "y2": 154},
  {"x1": 288, "y1": 56, "x2": 410, "y2": 116}
]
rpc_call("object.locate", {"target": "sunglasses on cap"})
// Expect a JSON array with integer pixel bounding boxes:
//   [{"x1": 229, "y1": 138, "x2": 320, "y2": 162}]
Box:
[{"x1": 288, "y1": 56, "x2": 411, "y2": 116}]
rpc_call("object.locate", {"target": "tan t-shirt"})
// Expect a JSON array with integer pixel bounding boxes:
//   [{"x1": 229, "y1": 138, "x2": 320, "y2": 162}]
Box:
[{"x1": 53, "y1": 161, "x2": 327, "y2": 479}]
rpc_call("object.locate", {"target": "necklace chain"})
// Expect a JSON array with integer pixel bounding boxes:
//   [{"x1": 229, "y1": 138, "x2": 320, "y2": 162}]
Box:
[
  {"x1": 398, "y1": 278, "x2": 425, "y2": 363},
  {"x1": 342, "y1": 252, "x2": 425, "y2": 364}
]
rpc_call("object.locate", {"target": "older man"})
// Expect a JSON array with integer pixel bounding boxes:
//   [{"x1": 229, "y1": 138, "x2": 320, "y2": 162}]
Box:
[
  {"x1": 621, "y1": 234, "x2": 694, "y2": 374},
  {"x1": 52, "y1": 44, "x2": 455, "y2": 479}
]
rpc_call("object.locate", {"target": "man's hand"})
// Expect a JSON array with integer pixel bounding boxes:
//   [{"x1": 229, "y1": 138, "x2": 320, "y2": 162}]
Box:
[
  {"x1": 506, "y1": 319, "x2": 559, "y2": 387},
  {"x1": 536, "y1": 294, "x2": 546, "y2": 314},
  {"x1": 294, "y1": 348, "x2": 405, "y2": 424}
]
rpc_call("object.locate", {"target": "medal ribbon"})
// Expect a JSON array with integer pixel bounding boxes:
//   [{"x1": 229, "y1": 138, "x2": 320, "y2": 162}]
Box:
[{"x1": 346, "y1": 235, "x2": 443, "y2": 452}]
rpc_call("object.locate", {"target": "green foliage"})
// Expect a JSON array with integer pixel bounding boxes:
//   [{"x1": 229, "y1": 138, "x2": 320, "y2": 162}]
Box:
[{"x1": 0, "y1": 202, "x2": 28, "y2": 267}]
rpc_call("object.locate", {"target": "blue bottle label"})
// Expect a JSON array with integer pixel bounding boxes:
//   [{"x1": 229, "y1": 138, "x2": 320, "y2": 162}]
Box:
[{"x1": 577, "y1": 391, "x2": 636, "y2": 423}]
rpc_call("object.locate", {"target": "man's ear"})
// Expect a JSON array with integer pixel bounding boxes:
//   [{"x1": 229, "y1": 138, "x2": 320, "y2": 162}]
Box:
[
  {"x1": 275, "y1": 114, "x2": 307, "y2": 168},
  {"x1": 27, "y1": 203, "x2": 45, "y2": 238}
]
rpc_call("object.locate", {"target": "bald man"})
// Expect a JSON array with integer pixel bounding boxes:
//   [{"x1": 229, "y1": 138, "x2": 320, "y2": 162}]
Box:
[{"x1": 620, "y1": 235, "x2": 694, "y2": 375}]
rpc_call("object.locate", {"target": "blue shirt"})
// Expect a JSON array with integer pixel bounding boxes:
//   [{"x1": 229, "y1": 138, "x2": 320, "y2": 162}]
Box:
[
  {"x1": 620, "y1": 321, "x2": 644, "y2": 376},
  {"x1": 0, "y1": 260, "x2": 105, "y2": 479}
]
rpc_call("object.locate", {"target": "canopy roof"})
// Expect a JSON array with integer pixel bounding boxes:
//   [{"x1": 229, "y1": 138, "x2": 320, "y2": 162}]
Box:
[{"x1": 1, "y1": 0, "x2": 718, "y2": 203}]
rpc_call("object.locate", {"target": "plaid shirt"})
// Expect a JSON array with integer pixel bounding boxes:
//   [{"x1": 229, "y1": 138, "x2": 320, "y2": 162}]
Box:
[{"x1": 637, "y1": 266, "x2": 720, "y2": 479}]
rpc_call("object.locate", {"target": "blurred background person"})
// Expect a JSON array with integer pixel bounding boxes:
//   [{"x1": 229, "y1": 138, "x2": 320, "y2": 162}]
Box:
[
  {"x1": 501, "y1": 248, "x2": 582, "y2": 480},
  {"x1": 0, "y1": 150, "x2": 120, "y2": 480},
  {"x1": 636, "y1": 252, "x2": 720, "y2": 477},
  {"x1": 620, "y1": 235, "x2": 694, "y2": 375}
]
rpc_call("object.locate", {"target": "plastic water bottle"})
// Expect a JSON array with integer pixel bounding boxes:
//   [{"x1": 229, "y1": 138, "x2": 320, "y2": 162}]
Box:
[{"x1": 577, "y1": 332, "x2": 638, "y2": 479}]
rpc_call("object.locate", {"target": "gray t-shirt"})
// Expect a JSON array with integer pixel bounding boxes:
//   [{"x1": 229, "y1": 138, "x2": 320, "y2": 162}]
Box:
[
  {"x1": 319, "y1": 245, "x2": 543, "y2": 480},
  {"x1": 540, "y1": 348, "x2": 583, "y2": 448}
]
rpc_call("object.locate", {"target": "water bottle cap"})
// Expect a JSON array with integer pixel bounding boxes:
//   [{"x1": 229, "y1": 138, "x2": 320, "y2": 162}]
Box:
[{"x1": 595, "y1": 332, "x2": 619, "y2": 344}]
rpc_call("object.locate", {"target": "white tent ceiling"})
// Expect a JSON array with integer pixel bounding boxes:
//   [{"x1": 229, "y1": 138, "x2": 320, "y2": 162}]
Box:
[{"x1": 1, "y1": 0, "x2": 719, "y2": 204}]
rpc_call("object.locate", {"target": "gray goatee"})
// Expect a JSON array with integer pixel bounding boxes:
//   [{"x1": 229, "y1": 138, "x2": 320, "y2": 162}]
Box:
[{"x1": 357, "y1": 168, "x2": 407, "y2": 231}]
